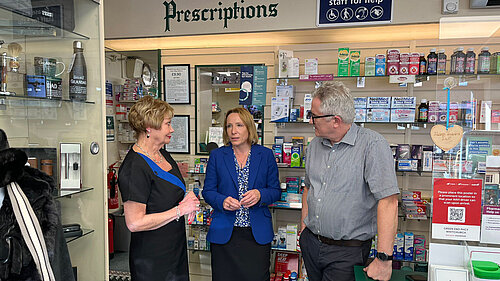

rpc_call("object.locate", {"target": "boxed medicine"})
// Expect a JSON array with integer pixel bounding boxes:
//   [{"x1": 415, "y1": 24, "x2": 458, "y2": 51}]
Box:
[
  {"x1": 355, "y1": 109, "x2": 366, "y2": 122},
  {"x1": 276, "y1": 85, "x2": 295, "y2": 99},
  {"x1": 375, "y1": 54, "x2": 386, "y2": 76},
  {"x1": 354, "y1": 97, "x2": 368, "y2": 108},
  {"x1": 399, "y1": 53, "x2": 410, "y2": 75},
  {"x1": 338, "y1": 48, "x2": 350, "y2": 77},
  {"x1": 367, "y1": 97, "x2": 391, "y2": 108},
  {"x1": 366, "y1": 108, "x2": 390, "y2": 122},
  {"x1": 277, "y1": 50, "x2": 293, "y2": 78},
  {"x1": 303, "y1": 94, "x2": 312, "y2": 123},
  {"x1": 391, "y1": 97, "x2": 416, "y2": 109},
  {"x1": 271, "y1": 97, "x2": 290, "y2": 122},
  {"x1": 391, "y1": 109, "x2": 416, "y2": 123},
  {"x1": 404, "y1": 232, "x2": 414, "y2": 261},
  {"x1": 365, "y1": 57, "x2": 376, "y2": 76},
  {"x1": 349, "y1": 50, "x2": 361, "y2": 76},
  {"x1": 387, "y1": 49, "x2": 400, "y2": 75}
]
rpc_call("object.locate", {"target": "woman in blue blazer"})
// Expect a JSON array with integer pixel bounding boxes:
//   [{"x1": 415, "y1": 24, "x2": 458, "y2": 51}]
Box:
[{"x1": 202, "y1": 107, "x2": 281, "y2": 281}]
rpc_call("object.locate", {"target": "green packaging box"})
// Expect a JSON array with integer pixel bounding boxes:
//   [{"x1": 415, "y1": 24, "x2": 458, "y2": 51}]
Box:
[
  {"x1": 338, "y1": 48, "x2": 350, "y2": 77},
  {"x1": 349, "y1": 50, "x2": 361, "y2": 76},
  {"x1": 365, "y1": 57, "x2": 376, "y2": 76}
]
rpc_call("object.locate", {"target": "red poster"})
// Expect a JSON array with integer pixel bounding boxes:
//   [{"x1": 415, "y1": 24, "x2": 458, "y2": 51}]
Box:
[{"x1": 432, "y1": 178, "x2": 482, "y2": 241}]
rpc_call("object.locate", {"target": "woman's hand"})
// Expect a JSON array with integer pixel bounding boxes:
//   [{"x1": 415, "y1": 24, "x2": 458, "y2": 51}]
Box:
[
  {"x1": 178, "y1": 191, "x2": 200, "y2": 222},
  {"x1": 223, "y1": 196, "x2": 241, "y2": 211},
  {"x1": 240, "y1": 189, "x2": 261, "y2": 208}
]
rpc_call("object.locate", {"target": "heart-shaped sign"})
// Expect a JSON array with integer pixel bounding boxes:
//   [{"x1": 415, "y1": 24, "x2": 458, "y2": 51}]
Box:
[{"x1": 430, "y1": 124, "x2": 464, "y2": 152}]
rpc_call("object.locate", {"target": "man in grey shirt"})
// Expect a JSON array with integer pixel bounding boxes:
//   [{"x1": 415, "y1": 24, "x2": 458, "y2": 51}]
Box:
[{"x1": 299, "y1": 81, "x2": 399, "y2": 281}]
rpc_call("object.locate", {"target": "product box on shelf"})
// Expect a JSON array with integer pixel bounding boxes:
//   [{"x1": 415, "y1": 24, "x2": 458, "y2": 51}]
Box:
[
  {"x1": 288, "y1": 57, "x2": 300, "y2": 78},
  {"x1": 375, "y1": 54, "x2": 386, "y2": 76},
  {"x1": 271, "y1": 97, "x2": 290, "y2": 122},
  {"x1": 391, "y1": 97, "x2": 416, "y2": 109},
  {"x1": 387, "y1": 49, "x2": 400, "y2": 75},
  {"x1": 303, "y1": 94, "x2": 312, "y2": 123},
  {"x1": 286, "y1": 224, "x2": 298, "y2": 251},
  {"x1": 404, "y1": 232, "x2": 414, "y2": 261},
  {"x1": 409, "y1": 53, "x2": 420, "y2": 75},
  {"x1": 366, "y1": 108, "x2": 390, "y2": 122},
  {"x1": 276, "y1": 85, "x2": 295, "y2": 99},
  {"x1": 354, "y1": 97, "x2": 368, "y2": 108},
  {"x1": 349, "y1": 50, "x2": 361, "y2": 76},
  {"x1": 367, "y1": 97, "x2": 391, "y2": 108},
  {"x1": 305, "y1": 58, "x2": 318, "y2": 75},
  {"x1": 365, "y1": 57, "x2": 376, "y2": 76},
  {"x1": 277, "y1": 227, "x2": 287, "y2": 249},
  {"x1": 338, "y1": 48, "x2": 350, "y2": 76},
  {"x1": 291, "y1": 146, "x2": 302, "y2": 167},
  {"x1": 273, "y1": 144, "x2": 283, "y2": 163},
  {"x1": 274, "y1": 252, "x2": 299, "y2": 276},
  {"x1": 355, "y1": 109, "x2": 367, "y2": 122},
  {"x1": 395, "y1": 233, "x2": 404, "y2": 260},
  {"x1": 290, "y1": 109, "x2": 299, "y2": 122},
  {"x1": 491, "y1": 52, "x2": 500, "y2": 74},
  {"x1": 422, "y1": 146, "x2": 433, "y2": 172},
  {"x1": 283, "y1": 143, "x2": 293, "y2": 165},
  {"x1": 277, "y1": 50, "x2": 294, "y2": 78},
  {"x1": 399, "y1": 53, "x2": 410, "y2": 75},
  {"x1": 391, "y1": 109, "x2": 416, "y2": 123},
  {"x1": 26, "y1": 75, "x2": 46, "y2": 97}
]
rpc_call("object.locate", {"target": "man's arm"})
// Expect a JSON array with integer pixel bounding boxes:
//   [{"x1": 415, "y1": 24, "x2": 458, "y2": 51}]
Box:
[
  {"x1": 301, "y1": 186, "x2": 309, "y2": 233},
  {"x1": 364, "y1": 194, "x2": 398, "y2": 281}
]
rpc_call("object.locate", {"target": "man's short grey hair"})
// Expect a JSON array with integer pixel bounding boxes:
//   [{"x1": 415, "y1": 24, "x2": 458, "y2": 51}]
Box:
[{"x1": 311, "y1": 81, "x2": 355, "y2": 124}]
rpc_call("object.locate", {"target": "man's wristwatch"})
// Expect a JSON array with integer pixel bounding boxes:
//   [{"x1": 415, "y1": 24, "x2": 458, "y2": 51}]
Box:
[{"x1": 376, "y1": 252, "x2": 393, "y2": 262}]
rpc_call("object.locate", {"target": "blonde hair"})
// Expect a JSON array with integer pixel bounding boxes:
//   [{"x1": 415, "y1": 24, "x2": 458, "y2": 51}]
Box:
[
  {"x1": 223, "y1": 107, "x2": 259, "y2": 146},
  {"x1": 128, "y1": 96, "x2": 174, "y2": 138}
]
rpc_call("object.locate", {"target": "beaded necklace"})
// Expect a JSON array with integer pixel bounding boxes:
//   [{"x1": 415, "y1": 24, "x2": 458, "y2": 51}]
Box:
[{"x1": 135, "y1": 143, "x2": 164, "y2": 164}]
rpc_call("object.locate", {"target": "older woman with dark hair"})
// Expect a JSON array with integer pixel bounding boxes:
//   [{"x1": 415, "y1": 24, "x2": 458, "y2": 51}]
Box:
[
  {"x1": 118, "y1": 95, "x2": 199, "y2": 281},
  {"x1": 202, "y1": 107, "x2": 281, "y2": 281}
]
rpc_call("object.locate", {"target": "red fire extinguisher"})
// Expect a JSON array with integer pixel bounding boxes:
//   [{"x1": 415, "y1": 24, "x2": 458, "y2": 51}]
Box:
[
  {"x1": 108, "y1": 215, "x2": 114, "y2": 259},
  {"x1": 108, "y1": 163, "x2": 119, "y2": 210}
]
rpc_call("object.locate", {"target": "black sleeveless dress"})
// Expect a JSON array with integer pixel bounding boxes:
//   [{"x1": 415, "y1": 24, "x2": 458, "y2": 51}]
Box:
[{"x1": 118, "y1": 149, "x2": 189, "y2": 281}]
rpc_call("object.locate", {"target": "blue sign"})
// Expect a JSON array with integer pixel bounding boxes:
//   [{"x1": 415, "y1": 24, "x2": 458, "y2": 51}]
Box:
[
  {"x1": 317, "y1": 0, "x2": 392, "y2": 26},
  {"x1": 252, "y1": 66, "x2": 267, "y2": 106},
  {"x1": 239, "y1": 66, "x2": 254, "y2": 105}
]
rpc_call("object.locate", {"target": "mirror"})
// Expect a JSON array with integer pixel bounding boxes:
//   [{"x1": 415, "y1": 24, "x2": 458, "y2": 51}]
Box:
[{"x1": 195, "y1": 65, "x2": 264, "y2": 154}]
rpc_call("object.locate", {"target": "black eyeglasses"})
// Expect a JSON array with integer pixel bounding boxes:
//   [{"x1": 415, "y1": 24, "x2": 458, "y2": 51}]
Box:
[{"x1": 306, "y1": 111, "x2": 337, "y2": 124}]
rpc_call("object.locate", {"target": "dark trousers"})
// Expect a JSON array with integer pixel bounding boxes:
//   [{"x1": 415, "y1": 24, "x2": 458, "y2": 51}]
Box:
[
  {"x1": 210, "y1": 227, "x2": 271, "y2": 281},
  {"x1": 299, "y1": 228, "x2": 372, "y2": 281}
]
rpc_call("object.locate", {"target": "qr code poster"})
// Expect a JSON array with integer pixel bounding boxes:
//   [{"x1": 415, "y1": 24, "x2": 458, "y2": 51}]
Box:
[
  {"x1": 448, "y1": 207, "x2": 466, "y2": 223},
  {"x1": 432, "y1": 178, "x2": 482, "y2": 241}
]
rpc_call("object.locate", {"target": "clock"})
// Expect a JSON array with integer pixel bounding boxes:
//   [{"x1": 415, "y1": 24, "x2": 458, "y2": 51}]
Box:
[{"x1": 141, "y1": 63, "x2": 153, "y2": 87}]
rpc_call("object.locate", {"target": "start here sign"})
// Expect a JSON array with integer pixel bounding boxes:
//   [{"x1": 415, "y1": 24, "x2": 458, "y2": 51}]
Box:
[{"x1": 317, "y1": 0, "x2": 392, "y2": 26}]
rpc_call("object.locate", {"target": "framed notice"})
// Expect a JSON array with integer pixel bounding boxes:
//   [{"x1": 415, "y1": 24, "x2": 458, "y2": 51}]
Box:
[
  {"x1": 163, "y1": 64, "x2": 191, "y2": 104},
  {"x1": 166, "y1": 115, "x2": 190, "y2": 154}
]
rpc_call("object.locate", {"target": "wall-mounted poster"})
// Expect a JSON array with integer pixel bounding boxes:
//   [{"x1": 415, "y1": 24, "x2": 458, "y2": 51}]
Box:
[
  {"x1": 163, "y1": 64, "x2": 190, "y2": 104},
  {"x1": 166, "y1": 115, "x2": 190, "y2": 154}
]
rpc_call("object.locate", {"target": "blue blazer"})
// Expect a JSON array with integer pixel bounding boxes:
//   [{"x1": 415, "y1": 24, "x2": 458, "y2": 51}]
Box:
[{"x1": 202, "y1": 144, "x2": 281, "y2": 245}]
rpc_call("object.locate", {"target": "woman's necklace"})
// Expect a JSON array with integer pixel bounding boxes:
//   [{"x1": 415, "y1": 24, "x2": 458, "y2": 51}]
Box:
[
  {"x1": 135, "y1": 143, "x2": 164, "y2": 164},
  {"x1": 234, "y1": 148, "x2": 250, "y2": 168}
]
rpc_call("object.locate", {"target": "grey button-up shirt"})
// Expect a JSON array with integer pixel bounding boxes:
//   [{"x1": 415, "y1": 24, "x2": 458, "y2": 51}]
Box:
[{"x1": 304, "y1": 123, "x2": 399, "y2": 240}]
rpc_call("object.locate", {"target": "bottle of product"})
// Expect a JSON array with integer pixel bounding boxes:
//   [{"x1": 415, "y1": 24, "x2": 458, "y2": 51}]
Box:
[
  {"x1": 418, "y1": 99, "x2": 429, "y2": 122},
  {"x1": 478, "y1": 47, "x2": 491, "y2": 74},
  {"x1": 454, "y1": 47, "x2": 466, "y2": 74},
  {"x1": 419, "y1": 53, "x2": 427, "y2": 75},
  {"x1": 427, "y1": 48, "x2": 438, "y2": 75},
  {"x1": 465, "y1": 48, "x2": 476, "y2": 74},
  {"x1": 69, "y1": 41, "x2": 87, "y2": 101},
  {"x1": 450, "y1": 49, "x2": 457, "y2": 74},
  {"x1": 437, "y1": 49, "x2": 447, "y2": 75}
]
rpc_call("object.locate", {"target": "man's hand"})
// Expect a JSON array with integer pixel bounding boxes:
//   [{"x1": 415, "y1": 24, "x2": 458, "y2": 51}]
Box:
[
  {"x1": 223, "y1": 196, "x2": 241, "y2": 211},
  {"x1": 364, "y1": 258, "x2": 392, "y2": 281},
  {"x1": 240, "y1": 189, "x2": 261, "y2": 208}
]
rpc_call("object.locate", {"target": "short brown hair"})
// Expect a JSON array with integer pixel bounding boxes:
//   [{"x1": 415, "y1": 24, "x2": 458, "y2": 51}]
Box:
[
  {"x1": 128, "y1": 96, "x2": 174, "y2": 138},
  {"x1": 223, "y1": 107, "x2": 259, "y2": 146}
]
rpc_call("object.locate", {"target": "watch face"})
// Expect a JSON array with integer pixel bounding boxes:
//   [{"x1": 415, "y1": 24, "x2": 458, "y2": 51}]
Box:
[{"x1": 377, "y1": 252, "x2": 389, "y2": 261}]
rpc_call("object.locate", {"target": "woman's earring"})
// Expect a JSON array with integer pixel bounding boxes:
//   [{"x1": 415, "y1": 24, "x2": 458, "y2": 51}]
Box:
[{"x1": 147, "y1": 130, "x2": 150, "y2": 138}]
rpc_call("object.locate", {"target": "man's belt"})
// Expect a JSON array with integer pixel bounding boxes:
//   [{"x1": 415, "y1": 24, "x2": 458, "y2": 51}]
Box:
[{"x1": 316, "y1": 234, "x2": 372, "y2": 247}]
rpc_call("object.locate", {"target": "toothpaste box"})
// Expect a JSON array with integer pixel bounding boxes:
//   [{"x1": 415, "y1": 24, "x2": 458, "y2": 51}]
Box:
[
  {"x1": 396, "y1": 233, "x2": 404, "y2": 260},
  {"x1": 367, "y1": 97, "x2": 391, "y2": 108},
  {"x1": 390, "y1": 109, "x2": 416, "y2": 123},
  {"x1": 366, "y1": 108, "x2": 390, "y2": 122},
  {"x1": 338, "y1": 48, "x2": 350, "y2": 77},
  {"x1": 409, "y1": 53, "x2": 420, "y2": 75},
  {"x1": 391, "y1": 97, "x2": 416, "y2": 109},
  {"x1": 354, "y1": 97, "x2": 368, "y2": 108},
  {"x1": 349, "y1": 50, "x2": 361, "y2": 76},
  {"x1": 387, "y1": 49, "x2": 400, "y2": 75},
  {"x1": 399, "y1": 53, "x2": 410, "y2": 75},
  {"x1": 355, "y1": 109, "x2": 366, "y2": 122},
  {"x1": 404, "y1": 232, "x2": 414, "y2": 261},
  {"x1": 365, "y1": 57, "x2": 376, "y2": 76},
  {"x1": 375, "y1": 54, "x2": 386, "y2": 76}
]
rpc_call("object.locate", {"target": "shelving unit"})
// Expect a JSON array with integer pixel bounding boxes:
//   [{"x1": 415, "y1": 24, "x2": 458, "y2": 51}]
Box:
[{"x1": 0, "y1": 1, "x2": 107, "y2": 280}]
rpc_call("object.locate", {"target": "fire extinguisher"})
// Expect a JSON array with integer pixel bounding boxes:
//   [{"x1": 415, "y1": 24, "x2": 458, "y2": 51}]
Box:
[
  {"x1": 108, "y1": 163, "x2": 119, "y2": 210},
  {"x1": 108, "y1": 215, "x2": 114, "y2": 259}
]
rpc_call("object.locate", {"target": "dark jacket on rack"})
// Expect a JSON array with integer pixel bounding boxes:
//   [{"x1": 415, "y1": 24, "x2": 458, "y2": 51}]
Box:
[{"x1": 0, "y1": 129, "x2": 74, "y2": 281}]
